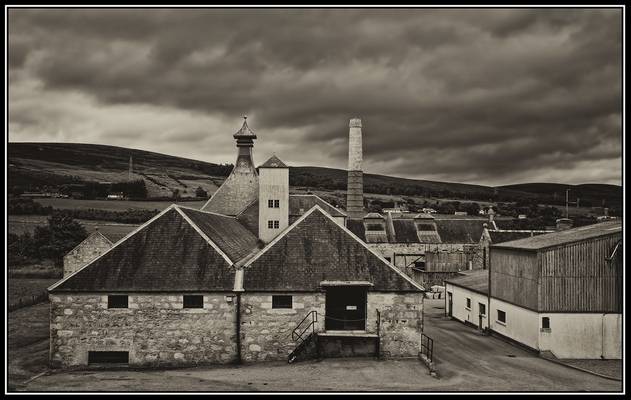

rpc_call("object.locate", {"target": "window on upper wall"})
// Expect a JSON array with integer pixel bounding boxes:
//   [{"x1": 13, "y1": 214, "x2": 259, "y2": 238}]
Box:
[
  {"x1": 497, "y1": 310, "x2": 506, "y2": 324},
  {"x1": 479, "y1": 303, "x2": 486, "y2": 316},
  {"x1": 268, "y1": 199, "x2": 274, "y2": 208},
  {"x1": 268, "y1": 220, "x2": 274, "y2": 229},
  {"x1": 183, "y1": 295, "x2": 204, "y2": 309},
  {"x1": 108, "y1": 295, "x2": 128, "y2": 309},
  {"x1": 541, "y1": 316, "x2": 551, "y2": 330},
  {"x1": 272, "y1": 295, "x2": 293, "y2": 309},
  {"x1": 466, "y1": 298, "x2": 471, "y2": 309},
  {"x1": 273, "y1": 220, "x2": 279, "y2": 229},
  {"x1": 274, "y1": 199, "x2": 280, "y2": 208}
]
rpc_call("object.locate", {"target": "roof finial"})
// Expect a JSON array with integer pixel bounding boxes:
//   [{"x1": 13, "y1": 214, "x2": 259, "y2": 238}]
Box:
[{"x1": 243, "y1": 115, "x2": 247, "y2": 121}]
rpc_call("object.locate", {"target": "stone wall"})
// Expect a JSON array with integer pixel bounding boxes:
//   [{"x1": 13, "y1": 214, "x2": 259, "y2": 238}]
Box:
[
  {"x1": 50, "y1": 293, "x2": 237, "y2": 368},
  {"x1": 240, "y1": 293, "x2": 325, "y2": 362},
  {"x1": 367, "y1": 292, "x2": 424, "y2": 358},
  {"x1": 63, "y1": 233, "x2": 112, "y2": 277}
]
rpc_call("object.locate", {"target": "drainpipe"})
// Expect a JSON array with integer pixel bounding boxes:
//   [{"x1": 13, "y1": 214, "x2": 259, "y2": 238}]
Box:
[
  {"x1": 487, "y1": 248, "x2": 492, "y2": 333},
  {"x1": 236, "y1": 292, "x2": 242, "y2": 364},
  {"x1": 601, "y1": 313, "x2": 605, "y2": 359}
]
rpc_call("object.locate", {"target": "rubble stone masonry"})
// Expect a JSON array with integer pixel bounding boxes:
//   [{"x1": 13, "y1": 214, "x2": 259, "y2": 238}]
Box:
[
  {"x1": 63, "y1": 233, "x2": 112, "y2": 277},
  {"x1": 49, "y1": 293, "x2": 238, "y2": 368}
]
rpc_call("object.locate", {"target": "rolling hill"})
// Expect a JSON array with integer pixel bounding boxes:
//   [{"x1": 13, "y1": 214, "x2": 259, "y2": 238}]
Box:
[{"x1": 8, "y1": 142, "x2": 622, "y2": 208}]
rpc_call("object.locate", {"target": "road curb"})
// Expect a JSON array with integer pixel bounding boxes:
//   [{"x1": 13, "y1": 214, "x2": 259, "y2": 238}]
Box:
[{"x1": 539, "y1": 356, "x2": 622, "y2": 382}]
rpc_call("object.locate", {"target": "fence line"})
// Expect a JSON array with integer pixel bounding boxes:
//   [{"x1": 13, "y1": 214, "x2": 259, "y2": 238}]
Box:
[{"x1": 8, "y1": 291, "x2": 49, "y2": 312}]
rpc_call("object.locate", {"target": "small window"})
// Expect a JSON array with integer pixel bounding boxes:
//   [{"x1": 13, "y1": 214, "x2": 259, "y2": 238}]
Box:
[
  {"x1": 466, "y1": 298, "x2": 471, "y2": 309},
  {"x1": 183, "y1": 295, "x2": 204, "y2": 309},
  {"x1": 414, "y1": 260, "x2": 426, "y2": 271},
  {"x1": 497, "y1": 310, "x2": 506, "y2": 323},
  {"x1": 479, "y1": 303, "x2": 486, "y2": 316},
  {"x1": 273, "y1": 220, "x2": 279, "y2": 229},
  {"x1": 542, "y1": 317, "x2": 550, "y2": 330},
  {"x1": 272, "y1": 295, "x2": 292, "y2": 309},
  {"x1": 268, "y1": 220, "x2": 274, "y2": 229},
  {"x1": 384, "y1": 257, "x2": 392, "y2": 262},
  {"x1": 274, "y1": 199, "x2": 280, "y2": 208},
  {"x1": 268, "y1": 199, "x2": 274, "y2": 208},
  {"x1": 108, "y1": 295, "x2": 128, "y2": 308},
  {"x1": 88, "y1": 351, "x2": 129, "y2": 364}
]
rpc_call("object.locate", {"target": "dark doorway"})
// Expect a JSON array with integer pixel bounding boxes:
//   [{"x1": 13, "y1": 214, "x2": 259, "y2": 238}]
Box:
[
  {"x1": 448, "y1": 292, "x2": 453, "y2": 317},
  {"x1": 325, "y1": 287, "x2": 367, "y2": 331}
]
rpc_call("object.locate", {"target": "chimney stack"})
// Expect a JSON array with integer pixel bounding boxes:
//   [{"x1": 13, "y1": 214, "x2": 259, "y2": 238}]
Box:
[{"x1": 346, "y1": 118, "x2": 364, "y2": 219}]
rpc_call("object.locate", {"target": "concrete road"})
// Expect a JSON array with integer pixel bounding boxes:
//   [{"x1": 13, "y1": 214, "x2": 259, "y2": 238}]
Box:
[
  {"x1": 420, "y1": 299, "x2": 622, "y2": 392},
  {"x1": 16, "y1": 300, "x2": 622, "y2": 392}
]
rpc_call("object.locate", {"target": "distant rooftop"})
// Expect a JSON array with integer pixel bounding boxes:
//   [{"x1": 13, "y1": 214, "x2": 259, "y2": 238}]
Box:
[
  {"x1": 492, "y1": 220, "x2": 622, "y2": 251},
  {"x1": 259, "y1": 155, "x2": 287, "y2": 168},
  {"x1": 445, "y1": 270, "x2": 489, "y2": 295}
]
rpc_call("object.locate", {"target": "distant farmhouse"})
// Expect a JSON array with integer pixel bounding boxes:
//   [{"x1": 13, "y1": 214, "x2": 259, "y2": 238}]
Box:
[
  {"x1": 48, "y1": 118, "x2": 424, "y2": 368},
  {"x1": 446, "y1": 220, "x2": 622, "y2": 359}
]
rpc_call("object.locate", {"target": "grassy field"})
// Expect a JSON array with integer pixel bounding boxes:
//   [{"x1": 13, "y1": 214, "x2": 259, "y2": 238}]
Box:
[
  {"x1": 8, "y1": 303, "x2": 51, "y2": 388},
  {"x1": 8, "y1": 278, "x2": 59, "y2": 304},
  {"x1": 8, "y1": 215, "x2": 140, "y2": 242},
  {"x1": 34, "y1": 198, "x2": 206, "y2": 212}
]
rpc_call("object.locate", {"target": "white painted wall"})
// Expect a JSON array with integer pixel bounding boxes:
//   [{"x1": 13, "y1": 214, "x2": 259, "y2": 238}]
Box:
[
  {"x1": 489, "y1": 298, "x2": 539, "y2": 351},
  {"x1": 539, "y1": 313, "x2": 622, "y2": 359},
  {"x1": 445, "y1": 284, "x2": 489, "y2": 329},
  {"x1": 258, "y1": 167, "x2": 289, "y2": 242}
]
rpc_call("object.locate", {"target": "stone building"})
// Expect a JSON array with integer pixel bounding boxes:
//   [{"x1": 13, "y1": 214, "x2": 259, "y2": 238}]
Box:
[
  {"x1": 346, "y1": 211, "x2": 492, "y2": 288},
  {"x1": 63, "y1": 230, "x2": 115, "y2": 278},
  {"x1": 48, "y1": 119, "x2": 424, "y2": 369}
]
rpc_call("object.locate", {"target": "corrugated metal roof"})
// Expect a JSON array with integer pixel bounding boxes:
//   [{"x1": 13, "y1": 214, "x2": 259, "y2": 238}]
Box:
[
  {"x1": 445, "y1": 270, "x2": 489, "y2": 295},
  {"x1": 492, "y1": 220, "x2": 622, "y2": 251}
]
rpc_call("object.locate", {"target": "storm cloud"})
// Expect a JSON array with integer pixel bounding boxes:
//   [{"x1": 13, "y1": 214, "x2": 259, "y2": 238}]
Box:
[{"x1": 7, "y1": 8, "x2": 622, "y2": 185}]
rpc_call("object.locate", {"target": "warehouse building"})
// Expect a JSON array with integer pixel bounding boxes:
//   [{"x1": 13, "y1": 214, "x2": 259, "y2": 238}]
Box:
[{"x1": 446, "y1": 220, "x2": 622, "y2": 359}]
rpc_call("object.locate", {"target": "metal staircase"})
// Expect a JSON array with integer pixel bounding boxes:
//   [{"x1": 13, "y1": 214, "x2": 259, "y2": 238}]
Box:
[{"x1": 288, "y1": 310, "x2": 318, "y2": 363}]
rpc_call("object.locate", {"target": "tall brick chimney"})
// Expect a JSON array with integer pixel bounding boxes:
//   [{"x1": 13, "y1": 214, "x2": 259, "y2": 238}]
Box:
[{"x1": 346, "y1": 118, "x2": 364, "y2": 219}]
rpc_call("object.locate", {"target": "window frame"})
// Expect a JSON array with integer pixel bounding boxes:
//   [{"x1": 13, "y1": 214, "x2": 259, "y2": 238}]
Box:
[
  {"x1": 272, "y1": 295, "x2": 293, "y2": 309},
  {"x1": 497, "y1": 309, "x2": 506, "y2": 324},
  {"x1": 541, "y1": 316, "x2": 551, "y2": 331},
  {"x1": 268, "y1": 220, "x2": 274, "y2": 229},
  {"x1": 107, "y1": 295, "x2": 128, "y2": 309},
  {"x1": 183, "y1": 295, "x2": 204, "y2": 309},
  {"x1": 268, "y1": 199, "x2": 274, "y2": 208},
  {"x1": 478, "y1": 302, "x2": 486, "y2": 316},
  {"x1": 273, "y1": 220, "x2": 279, "y2": 229},
  {"x1": 465, "y1": 298, "x2": 471, "y2": 310},
  {"x1": 274, "y1": 199, "x2": 280, "y2": 208}
]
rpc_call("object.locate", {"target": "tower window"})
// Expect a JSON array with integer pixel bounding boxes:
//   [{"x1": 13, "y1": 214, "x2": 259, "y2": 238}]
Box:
[
  {"x1": 268, "y1": 220, "x2": 280, "y2": 229},
  {"x1": 274, "y1": 220, "x2": 279, "y2": 229},
  {"x1": 268, "y1": 199, "x2": 274, "y2": 208},
  {"x1": 274, "y1": 199, "x2": 280, "y2": 208}
]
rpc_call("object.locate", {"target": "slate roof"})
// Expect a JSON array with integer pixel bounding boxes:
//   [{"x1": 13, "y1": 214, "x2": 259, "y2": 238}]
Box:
[
  {"x1": 492, "y1": 220, "x2": 622, "y2": 251},
  {"x1": 178, "y1": 207, "x2": 259, "y2": 262},
  {"x1": 445, "y1": 270, "x2": 489, "y2": 295},
  {"x1": 259, "y1": 155, "x2": 287, "y2": 168},
  {"x1": 233, "y1": 118, "x2": 256, "y2": 138},
  {"x1": 50, "y1": 207, "x2": 238, "y2": 292},
  {"x1": 289, "y1": 195, "x2": 346, "y2": 219},
  {"x1": 243, "y1": 207, "x2": 422, "y2": 292},
  {"x1": 434, "y1": 219, "x2": 486, "y2": 244},
  {"x1": 347, "y1": 215, "x2": 486, "y2": 244}
]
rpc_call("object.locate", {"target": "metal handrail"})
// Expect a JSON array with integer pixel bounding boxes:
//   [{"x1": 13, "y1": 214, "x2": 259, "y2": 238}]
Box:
[
  {"x1": 421, "y1": 333, "x2": 434, "y2": 362},
  {"x1": 291, "y1": 310, "x2": 318, "y2": 342}
]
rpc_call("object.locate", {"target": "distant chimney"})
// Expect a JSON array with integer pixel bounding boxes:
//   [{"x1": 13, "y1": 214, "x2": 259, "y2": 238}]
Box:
[{"x1": 346, "y1": 118, "x2": 364, "y2": 219}]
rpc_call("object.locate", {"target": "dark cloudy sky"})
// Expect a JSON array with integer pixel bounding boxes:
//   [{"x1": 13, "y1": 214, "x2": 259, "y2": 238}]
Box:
[{"x1": 8, "y1": 8, "x2": 622, "y2": 186}]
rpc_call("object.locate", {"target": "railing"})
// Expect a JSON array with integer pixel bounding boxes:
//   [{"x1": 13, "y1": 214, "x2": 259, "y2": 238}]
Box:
[
  {"x1": 420, "y1": 333, "x2": 434, "y2": 362},
  {"x1": 292, "y1": 310, "x2": 318, "y2": 342}
]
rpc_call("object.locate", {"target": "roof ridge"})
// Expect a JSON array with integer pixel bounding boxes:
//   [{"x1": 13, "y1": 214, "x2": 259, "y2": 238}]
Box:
[
  {"x1": 177, "y1": 204, "x2": 238, "y2": 219},
  {"x1": 174, "y1": 206, "x2": 235, "y2": 265}
]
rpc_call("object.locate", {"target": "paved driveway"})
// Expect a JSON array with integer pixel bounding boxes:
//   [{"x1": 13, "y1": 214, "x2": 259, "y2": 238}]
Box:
[
  {"x1": 16, "y1": 299, "x2": 622, "y2": 392},
  {"x1": 420, "y1": 299, "x2": 622, "y2": 392}
]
